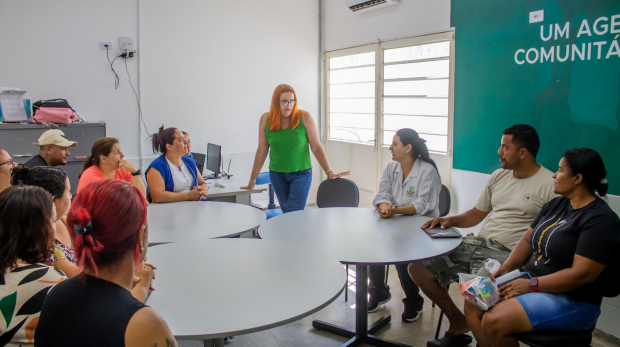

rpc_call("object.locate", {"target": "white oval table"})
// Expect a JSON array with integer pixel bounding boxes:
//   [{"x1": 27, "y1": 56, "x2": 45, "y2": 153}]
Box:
[
  {"x1": 147, "y1": 201, "x2": 266, "y2": 244},
  {"x1": 258, "y1": 208, "x2": 463, "y2": 347},
  {"x1": 145, "y1": 238, "x2": 346, "y2": 346}
]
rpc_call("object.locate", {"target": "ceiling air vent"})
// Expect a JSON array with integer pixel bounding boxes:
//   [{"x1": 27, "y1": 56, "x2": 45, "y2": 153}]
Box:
[{"x1": 345, "y1": 0, "x2": 400, "y2": 14}]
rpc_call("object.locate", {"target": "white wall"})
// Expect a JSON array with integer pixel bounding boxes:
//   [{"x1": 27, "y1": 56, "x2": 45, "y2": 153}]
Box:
[
  {"x1": 0, "y1": 0, "x2": 141, "y2": 159},
  {"x1": 139, "y1": 0, "x2": 320, "y2": 200},
  {"x1": 324, "y1": 0, "x2": 450, "y2": 51},
  {"x1": 1, "y1": 0, "x2": 321, "y2": 200}
]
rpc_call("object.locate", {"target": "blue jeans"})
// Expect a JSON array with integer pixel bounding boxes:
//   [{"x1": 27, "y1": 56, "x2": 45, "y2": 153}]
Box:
[
  {"x1": 269, "y1": 169, "x2": 312, "y2": 213},
  {"x1": 515, "y1": 292, "x2": 601, "y2": 331}
]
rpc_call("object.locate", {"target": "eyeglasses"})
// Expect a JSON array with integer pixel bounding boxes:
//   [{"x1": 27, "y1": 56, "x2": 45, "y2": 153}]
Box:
[
  {"x1": 0, "y1": 159, "x2": 13, "y2": 167},
  {"x1": 280, "y1": 100, "x2": 296, "y2": 107}
]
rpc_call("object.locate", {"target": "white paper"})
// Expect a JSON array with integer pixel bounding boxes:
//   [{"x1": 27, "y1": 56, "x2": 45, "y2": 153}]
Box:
[
  {"x1": 529, "y1": 10, "x2": 544, "y2": 23},
  {"x1": 0, "y1": 90, "x2": 28, "y2": 121}
]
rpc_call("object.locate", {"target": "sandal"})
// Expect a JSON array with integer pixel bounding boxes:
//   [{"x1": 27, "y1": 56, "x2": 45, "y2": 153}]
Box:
[{"x1": 427, "y1": 332, "x2": 473, "y2": 347}]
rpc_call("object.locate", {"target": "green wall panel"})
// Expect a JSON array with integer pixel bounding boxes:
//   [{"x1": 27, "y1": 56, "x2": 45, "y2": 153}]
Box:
[{"x1": 451, "y1": 0, "x2": 620, "y2": 195}]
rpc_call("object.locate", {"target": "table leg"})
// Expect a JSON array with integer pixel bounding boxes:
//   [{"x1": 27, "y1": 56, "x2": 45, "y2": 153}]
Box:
[
  {"x1": 235, "y1": 193, "x2": 251, "y2": 205},
  {"x1": 203, "y1": 338, "x2": 224, "y2": 347},
  {"x1": 312, "y1": 264, "x2": 412, "y2": 347}
]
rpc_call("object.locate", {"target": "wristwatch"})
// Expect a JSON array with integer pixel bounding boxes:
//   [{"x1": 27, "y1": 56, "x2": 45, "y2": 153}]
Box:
[
  {"x1": 132, "y1": 170, "x2": 142, "y2": 176},
  {"x1": 530, "y1": 277, "x2": 539, "y2": 292}
]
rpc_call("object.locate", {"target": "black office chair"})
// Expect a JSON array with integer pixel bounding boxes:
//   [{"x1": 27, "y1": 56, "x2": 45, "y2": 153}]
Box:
[
  {"x1": 517, "y1": 329, "x2": 594, "y2": 347},
  {"x1": 316, "y1": 177, "x2": 359, "y2": 208},
  {"x1": 316, "y1": 178, "x2": 359, "y2": 301},
  {"x1": 438, "y1": 184, "x2": 451, "y2": 217},
  {"x1": 432, "y1": 184, "x2": 452, "y2": 339}
]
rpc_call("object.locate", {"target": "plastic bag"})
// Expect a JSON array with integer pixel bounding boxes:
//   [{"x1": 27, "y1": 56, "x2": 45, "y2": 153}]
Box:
[
  {"x1": 459, "y1": 273, "x2": 500, "y2": 311},
  {"x1": 475, "y1": 258, "x2": 501, "y2": 277}
]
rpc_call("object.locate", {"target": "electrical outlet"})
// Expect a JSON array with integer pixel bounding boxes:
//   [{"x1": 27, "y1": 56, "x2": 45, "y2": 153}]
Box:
[
  {"x1": 99, "y1": 42, "x2": 112, "y2": 50},
  {"x1": 119, "y1": 37, "x2": 134, "y2": 51}
]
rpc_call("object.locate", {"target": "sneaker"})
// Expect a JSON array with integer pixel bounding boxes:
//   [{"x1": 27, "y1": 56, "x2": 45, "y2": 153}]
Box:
[
  {"x1": 426, "y1": 332, "x2": 473, "y2": 347},
  {"x1": 367, "y1": 291, "x2": 391, "y2": 312},
  {"x1": 401, "y1": 299, "x2": 423, "y2": 322}
]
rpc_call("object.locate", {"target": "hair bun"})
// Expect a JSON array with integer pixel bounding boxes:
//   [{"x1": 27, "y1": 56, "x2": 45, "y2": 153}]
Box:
[
  {"x1": 10, "y1": 165, "x2": 30, "y2": 185},
  {"x1": 597, "y1": 183, "x2": 609, "y2": 197},
  {"x1": 72, "y1": 207, "x2": 92, "y2": 227},
  {"x1": 158, "y1": 125, "x2": 165, "y2": 133}
]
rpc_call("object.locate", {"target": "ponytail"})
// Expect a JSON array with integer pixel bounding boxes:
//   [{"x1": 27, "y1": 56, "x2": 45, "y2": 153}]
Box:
[
  {"x1": 70, "y1": 207, "x2": 103, "y2": 276},
  {"x1": 67, "y1": 180, "x2": 146, "y2": 276},
  {"x1": 150, "y1": 125, "x2": 177, "y2": 154},
  {"x1": 395, "y1": 128, "x2": 439, "y2": 175},
  {"x1": 80, "y1": 137, "x2": 119, "y2": 178},
  {"x1": 562, "y1": 148, "x2": 608, "y2": 198}
]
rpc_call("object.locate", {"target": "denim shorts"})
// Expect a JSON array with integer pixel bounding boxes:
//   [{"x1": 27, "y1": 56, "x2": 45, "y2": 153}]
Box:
[{"x1": 514, "y1": 292, "x2": 600, "y2": 331}]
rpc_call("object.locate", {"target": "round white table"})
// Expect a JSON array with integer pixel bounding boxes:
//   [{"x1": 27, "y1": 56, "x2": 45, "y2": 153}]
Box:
[
  {"x1": 145, "y1": 238, "x2": 346, "y2": 346},
  {"x1": 258, "y1": 208, "x2": 463, "y2": 347},
  {"x1": 147, "y1": 201, "x2": 266, "y2": 244}
]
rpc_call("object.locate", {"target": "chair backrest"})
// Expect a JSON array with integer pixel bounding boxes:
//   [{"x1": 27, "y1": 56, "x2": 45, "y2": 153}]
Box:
[
  {"x1": 255, "y1": 172, "x2": 276, "y2": 209},
  {"x1": 317, "y1": 178, "x2": 359, "y2": 208},
  {"x1": 438, "y1": 184, "x2": 451, "y2": 217},
  {"x1": 255, "y1": 172, "x2": 271, "y2": 186}
]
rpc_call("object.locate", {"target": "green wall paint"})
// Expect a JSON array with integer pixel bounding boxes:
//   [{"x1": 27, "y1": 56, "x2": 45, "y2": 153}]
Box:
[{"x1": 451, "y1": 0, "x2": 620, "y2": 195}]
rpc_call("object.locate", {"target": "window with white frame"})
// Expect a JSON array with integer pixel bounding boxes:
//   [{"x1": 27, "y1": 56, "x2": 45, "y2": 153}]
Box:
[
  {"x1": 326, "y1": 34, "x2": 453, "y2": 154},
  {"x1": 382, "y1": 41, "x2": 451, "y2": 153},
  {"x1": 327, "y1": 51, "x2": 376, "y2": 144}
]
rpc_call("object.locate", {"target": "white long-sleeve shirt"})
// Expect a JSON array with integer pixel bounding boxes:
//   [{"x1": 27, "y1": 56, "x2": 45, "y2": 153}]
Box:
[{"x1": 372, "y1": 159, "x2": 442, "y2": 217}]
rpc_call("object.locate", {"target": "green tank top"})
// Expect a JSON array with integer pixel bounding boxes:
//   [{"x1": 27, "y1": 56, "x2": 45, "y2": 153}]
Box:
[{"x1": 265, "y1": 116, "x2": 313, "y2": 173}]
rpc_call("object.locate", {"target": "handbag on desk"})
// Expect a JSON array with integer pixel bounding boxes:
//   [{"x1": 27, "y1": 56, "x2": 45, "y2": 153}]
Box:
[{"x1": 30, "y1": 99, "x2": 76, "y2": 124}]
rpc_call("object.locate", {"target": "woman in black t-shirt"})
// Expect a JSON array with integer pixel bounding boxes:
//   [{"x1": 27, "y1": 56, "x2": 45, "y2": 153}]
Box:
[
  {"x1": 464, "y1": 148, "x2": 620, "y2": 347},
  {"x1": 35, "y1": 180, "x2": 175, "y2": 347}
]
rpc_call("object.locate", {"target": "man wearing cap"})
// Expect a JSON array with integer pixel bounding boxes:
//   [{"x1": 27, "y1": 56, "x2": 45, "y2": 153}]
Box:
[{"x1": 24, "y1": 129, "x2": 77, "y2": 168}]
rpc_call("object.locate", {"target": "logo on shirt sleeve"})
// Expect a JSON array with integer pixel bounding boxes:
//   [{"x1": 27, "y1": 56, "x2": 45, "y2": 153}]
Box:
[
  {"x1": 406, "y1": 186, "x2": 415, "y2": 197},
  {"x1": 523, "y1": 194, "x2": 532, "y2": 202}
]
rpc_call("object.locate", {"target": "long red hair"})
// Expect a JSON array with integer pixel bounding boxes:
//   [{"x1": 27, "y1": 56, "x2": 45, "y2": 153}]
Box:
[
  {"x1": 67, "y1": 180, "x2": 147, "y2": 276},
  {"x1": 267, "y1": 84, "x2": 301, "y2": 131}
]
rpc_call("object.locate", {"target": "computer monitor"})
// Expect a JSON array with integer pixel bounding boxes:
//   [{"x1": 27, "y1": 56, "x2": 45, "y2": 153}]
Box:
[
  {"x1": 205, "y1": 143, "x2": 221, "y2": 179},
  {"x1": 191, "y1": 152, "x2": 206, "y2": 176}
]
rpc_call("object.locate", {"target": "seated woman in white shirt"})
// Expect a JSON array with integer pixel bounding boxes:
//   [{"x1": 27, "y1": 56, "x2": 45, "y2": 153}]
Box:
[
  {"x1": 368, "y1": 128, "x2": 442, "y2": 323},
  {"x1": 145, "y1": 125, "x2": 208, "y2": 203}
]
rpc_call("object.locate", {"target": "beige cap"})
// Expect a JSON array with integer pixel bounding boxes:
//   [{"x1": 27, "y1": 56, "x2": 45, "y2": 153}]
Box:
[{"x1": 33, "y1": 129, "x2": 77, "y2": 147}]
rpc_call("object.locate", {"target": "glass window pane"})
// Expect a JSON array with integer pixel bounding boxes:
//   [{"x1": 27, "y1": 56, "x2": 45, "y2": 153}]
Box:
[
  {"x1": 384, "y1": 41, "x2": 450, "y2": 63},
  {"x1": 383, "y1": 115, "x2": 448, "y2": 135},
  {"x1": 384, "y1": 98, "x2": 448, "y2": 116},
  {"x1": 330, "y1": 98, "x2": 375, "y2": 113},
  {"x1": 330, "y1": 67, "x2": 375, "y2": 84},
  {"x1": 383, "y1": 131, "x2": 447, "y2": 152},
  {"x1": 330, "y1": 82, "x2": 375, "y2": 99},
  {"x1": 330, "y1": 113, "x2": 375, "y2": 129},
  {"x1": 330, "y1": 52, "x2": 375, "y2": 69},
  {"x1": 384, "y1": 80, "x2": 449, "y2": 97},
  {"x1": 384, "y1": 59, "x2": 449, "y2": 80},
  {"x1": 330, "y1": 127, "x2": 375, "y2": 144}
]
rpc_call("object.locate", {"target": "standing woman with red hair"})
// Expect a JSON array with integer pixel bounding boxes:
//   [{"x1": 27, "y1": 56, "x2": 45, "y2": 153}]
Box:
[
  {"x1": 35, "y1": 180, "x2": 175, "y2": 347},
  {"x1": 242, "y1": 84, "x2": 343, "y2": 213}
]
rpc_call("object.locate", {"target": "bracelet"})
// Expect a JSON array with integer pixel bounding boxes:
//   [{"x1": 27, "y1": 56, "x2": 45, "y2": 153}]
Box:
[{"x1": 326, "y1": 169, "x2": 333, "y2": 175}]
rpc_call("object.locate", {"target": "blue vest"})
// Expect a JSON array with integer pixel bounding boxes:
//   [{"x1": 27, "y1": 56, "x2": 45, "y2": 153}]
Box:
[{"x1": 146, "y1": 155, "x2": 198, "y2": 198}]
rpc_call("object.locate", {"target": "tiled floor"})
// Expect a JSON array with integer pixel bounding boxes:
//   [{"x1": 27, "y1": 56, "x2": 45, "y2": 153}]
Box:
[{"x1": 178, "y1": 265, "x2": 620, "y2": 347}]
